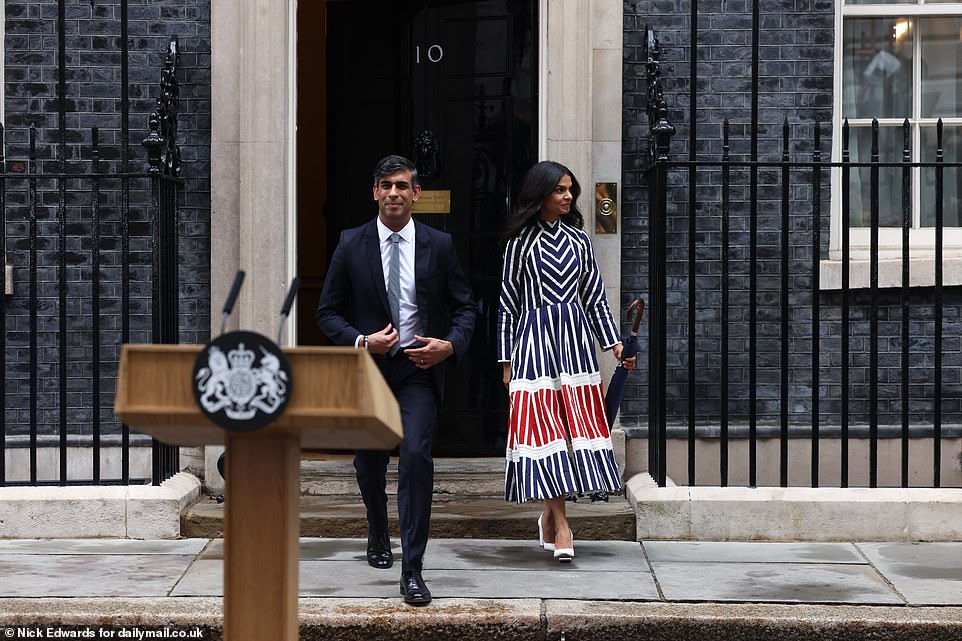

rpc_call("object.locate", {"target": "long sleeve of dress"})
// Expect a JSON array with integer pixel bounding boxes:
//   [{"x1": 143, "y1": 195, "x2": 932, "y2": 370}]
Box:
[
  {"x1": 497, "y1": 236, "x2": 524, "y2": 362},
  {"x1": 577, "y1": 231, "x2": 620, "y2": 349}
]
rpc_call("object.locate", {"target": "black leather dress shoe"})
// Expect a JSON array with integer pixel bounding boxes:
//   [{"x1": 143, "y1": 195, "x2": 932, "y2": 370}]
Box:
[
  {"x1": 399, "y1": 570, "x2": 432, "y2": 605},
  {"x1": 366, "y1": 532, "x2": 394, "y2": 569}
]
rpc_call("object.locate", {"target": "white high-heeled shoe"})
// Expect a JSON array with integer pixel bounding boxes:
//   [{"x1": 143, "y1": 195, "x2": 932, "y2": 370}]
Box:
[
  {"x1": 537, "y1": 514, "x2": 555, "y2": 551},
  {"x1": 553, "y1": 530, "x2": 574, "y2": 562}
]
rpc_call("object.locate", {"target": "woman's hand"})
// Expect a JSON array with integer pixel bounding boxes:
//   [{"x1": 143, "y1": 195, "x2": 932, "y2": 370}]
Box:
[
  {"x1": 502, "y1": 362, "x2": 511, "y2": 390},
  {"x1": 613, "y1": 343, "x2": 635, "y2": 371}
]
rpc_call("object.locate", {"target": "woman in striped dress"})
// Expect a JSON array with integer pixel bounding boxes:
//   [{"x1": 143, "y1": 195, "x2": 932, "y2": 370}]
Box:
[{"x1": 498, "y1": 161, "x2": 635, "y2": 562}]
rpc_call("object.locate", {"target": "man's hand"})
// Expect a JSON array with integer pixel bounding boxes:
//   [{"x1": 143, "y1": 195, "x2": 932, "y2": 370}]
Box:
[
  {"x1": 502, "y1": 362, "x2": 511, "y2": 390},
  {"x1": 366, "y1": 323, "x2": 399, "y2": 355},
  {"x1": 405, "y1": 335, "x2": 454, "y2": 369}
]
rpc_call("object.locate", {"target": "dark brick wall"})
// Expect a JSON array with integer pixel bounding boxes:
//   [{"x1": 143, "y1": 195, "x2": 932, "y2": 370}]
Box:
[
  {"x1": 3, "y1": 0, "x2": 211, "y2": 444},
  {"x1": 621, "y1": 0, "x2": 962, "y2": 431}
]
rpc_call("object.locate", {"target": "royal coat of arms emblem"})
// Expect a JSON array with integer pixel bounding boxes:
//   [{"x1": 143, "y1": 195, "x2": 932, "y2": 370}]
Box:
[{"x1": 192, "y1": 330, "x2": 293, "y2": 432}]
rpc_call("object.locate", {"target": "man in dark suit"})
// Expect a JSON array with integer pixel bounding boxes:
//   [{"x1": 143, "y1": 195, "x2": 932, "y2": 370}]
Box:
[{"x1": 316, "y1": 155, "x2": 476, "y2": 605}]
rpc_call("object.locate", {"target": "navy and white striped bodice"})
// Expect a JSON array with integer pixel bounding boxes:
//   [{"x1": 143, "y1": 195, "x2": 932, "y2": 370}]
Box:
[{"x1": 497, "y1": 219, "x2": 619, "y2": 362}]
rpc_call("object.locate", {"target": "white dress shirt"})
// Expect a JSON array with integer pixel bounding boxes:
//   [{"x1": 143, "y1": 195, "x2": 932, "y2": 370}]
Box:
[{"x1": 376, "y1": 217, "x2": 422, "y2": 347}]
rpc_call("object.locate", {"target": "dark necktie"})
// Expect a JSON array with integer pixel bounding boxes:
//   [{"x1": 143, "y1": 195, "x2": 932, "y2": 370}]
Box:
[{"x1": 388, "y1": 233, "x2": 401, "y2": 355}]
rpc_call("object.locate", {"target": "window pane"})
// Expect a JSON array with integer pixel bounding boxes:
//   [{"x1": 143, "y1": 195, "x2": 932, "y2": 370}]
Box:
[
  {"x1": 846, "y1": 126, "x2": 908, "y2": 228},
  {"x1": 843, "y1": 18, "x2": 913, "y2": 119},
  {"x1": 921, "y1": 18, "x2": 962, "y2": 117},
  {"x1": 845, "y1": 0, "x2": 917, "y2": 4},
  {"x1": 920, "y1": 126, "x2": 962, "y2": 227}
]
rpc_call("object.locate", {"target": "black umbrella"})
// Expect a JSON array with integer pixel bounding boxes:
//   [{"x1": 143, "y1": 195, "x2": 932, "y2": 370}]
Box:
[{"x1": 604, "y1": 298, "x2": 645, "y2": 428}]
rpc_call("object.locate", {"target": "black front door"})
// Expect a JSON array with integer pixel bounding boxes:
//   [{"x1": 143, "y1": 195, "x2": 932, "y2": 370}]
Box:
[{"x1": 326, "y1": 0, "x2": 538, "y2": 455}]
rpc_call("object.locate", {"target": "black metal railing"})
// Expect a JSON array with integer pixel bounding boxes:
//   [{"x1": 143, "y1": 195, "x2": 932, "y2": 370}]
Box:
[
  {"x1": 0, "y1": 30, "x2": 182, "y2": 487},
  {"x1": 0, "y1": 125, "x2": 180, "y2": 487},
  {"x1": 641, "y1": 25, "x2": 962, "y2": 489}
]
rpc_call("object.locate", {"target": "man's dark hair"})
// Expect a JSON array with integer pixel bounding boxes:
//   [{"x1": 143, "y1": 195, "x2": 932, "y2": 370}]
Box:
[{"x1": 373, "y1": 155, "x2": 419, "y2": 188}]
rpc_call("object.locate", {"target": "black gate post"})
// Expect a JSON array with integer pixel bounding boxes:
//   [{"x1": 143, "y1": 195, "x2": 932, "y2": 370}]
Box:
[
  {"x1": 143, "y1": 113, "x2": 181, "y2": 486},
  {"x1": 142, "y1": 37, "x2": 183, "y2": 485},
  {"x1": 649, "y1": 106, "x2": 673, "y2": 487},
  {"x1": 643, "y1": 26, "x2": 674, "y2": 486}
]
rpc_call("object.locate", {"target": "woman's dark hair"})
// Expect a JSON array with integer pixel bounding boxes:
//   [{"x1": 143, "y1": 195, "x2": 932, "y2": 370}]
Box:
[{"x1": 503, "y1": 161, "x2": 583, "y2": 241}]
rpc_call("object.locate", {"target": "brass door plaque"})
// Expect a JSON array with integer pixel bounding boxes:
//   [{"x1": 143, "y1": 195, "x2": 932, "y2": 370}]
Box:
[
  {"x1": 595, "y1": 182, "x2": 617, "y2": 234},
  {"x1": 413, "y1": 190, "x2": 451, "y2": 214}
]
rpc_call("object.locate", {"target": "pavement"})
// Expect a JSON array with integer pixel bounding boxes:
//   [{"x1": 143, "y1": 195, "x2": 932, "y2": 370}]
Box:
[{"x1": 0, "y1": 537, "x2": 961, "y2": 640}]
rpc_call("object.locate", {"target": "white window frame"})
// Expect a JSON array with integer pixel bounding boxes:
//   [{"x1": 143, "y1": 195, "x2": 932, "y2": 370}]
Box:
[{"x1": 826, "y1": 1, "x2": 962, "y2": 289}]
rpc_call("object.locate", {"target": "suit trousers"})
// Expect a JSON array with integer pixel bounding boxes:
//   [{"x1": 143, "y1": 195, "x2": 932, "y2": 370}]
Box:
[{"x1": 354, "y1": 351, "x2": 437, "y2": 573}]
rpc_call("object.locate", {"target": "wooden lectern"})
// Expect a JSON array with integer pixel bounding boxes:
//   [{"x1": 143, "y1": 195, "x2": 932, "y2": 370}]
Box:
[{"x1": 114, "y1": 344, "x2": 402, "y2": 641}]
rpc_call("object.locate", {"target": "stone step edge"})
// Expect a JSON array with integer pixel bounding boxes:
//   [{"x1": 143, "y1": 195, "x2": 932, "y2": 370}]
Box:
[
  {"x1": 181, "y1": 495, "x2": 636, "y2": 540},
  {"x1": 2, "y1": 598, "x2": 960, "y2": 641},
  {"x1": 299, "y1": 460, "x2": 506, "y2": 497},
  {"x1": 299, "y1": 482, "x2": 506, "y2": 497},
  {"x1": 0, "y1": 472, "x2": 201, "y2": 540}
]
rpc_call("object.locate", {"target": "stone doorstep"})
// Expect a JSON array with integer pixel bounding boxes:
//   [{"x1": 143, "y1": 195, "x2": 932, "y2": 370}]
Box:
[
  {"x1": 193, "y1": 456, "x2": 641, "y2": 540},
  {"x1": 627, "y1": 473, "x2": 962, "y2": 542},
  {"x1": 0, "y1": 473, "x2": 202, "y2": 540},
  {"x1": 299, "y1": 457, "x2": 506, "y2": 497},
  {"x1": 182, "y1": 493, "x2": 637, "y2": 540},
  {"x1": 1, "y1": 599, "x2": 962, "y2": 641}
]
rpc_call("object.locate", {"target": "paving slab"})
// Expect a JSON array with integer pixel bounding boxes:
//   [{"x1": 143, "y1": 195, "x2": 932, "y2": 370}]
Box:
[
  {"x1": 0, "y1": 554, "x2": 195, "y2": 597},
  {"x1": 201, "y1": 537, "x2": 648, "y2": 572},
  {"x1": 651, "y1": 560, "x2": 903, "y2": 604},
  {"x1": 300, "y1": 562, "x2": 414, "y2": 598},
  {"x1": 0, "y1": 538, "x2": 209, "y2": 555},
  {"x1": 858, "y1": 542, "x2": 962, "y2": 605},
  {"x1": 170, "y1": 559, "x2": 221, "y2": 597},
  {"x1": 415, "y1": 568, "x2": 658, "y2": 600},
  {"x1": 175, "y1": 540, "x2": 659, "y2": 600},
  {"x1": 297, "y1": 564, "x2": 659, "y2": 600},
  {"x1": 198, "y1": 537, "x2": 386, "y2": 562},
  {"x1": 300, "y1": 537, "x2": 387, "y2": 562},
  {"x1": 172, "y1": 560, "x2": 408, "y2": 598},
  {"x1": 643, "y1": 540, "x2": 865, "y2": 564},
  {"x1": 424, "y1": 538, "x2": 648, "y2": 572}
]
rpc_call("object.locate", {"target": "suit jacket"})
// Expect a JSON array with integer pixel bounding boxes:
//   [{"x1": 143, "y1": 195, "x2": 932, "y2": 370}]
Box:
[{"x1": 315, "y1": 218, "x2": 476, "y2": 400}]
